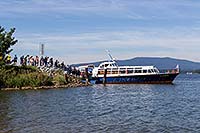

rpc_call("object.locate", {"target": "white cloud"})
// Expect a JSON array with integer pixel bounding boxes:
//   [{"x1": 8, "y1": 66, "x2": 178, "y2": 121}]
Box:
[
  {"x1": 14, "y1": 28, "x2": 200, "y2": 64},
  {"x1": 2, "y1": 0, "x2": 200, "y2": 63}
]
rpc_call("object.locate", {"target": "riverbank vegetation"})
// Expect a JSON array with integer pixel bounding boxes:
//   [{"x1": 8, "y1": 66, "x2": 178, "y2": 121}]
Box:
[
  {"x1": 0, "y1": 26, "x2": 86, "y2": 90},
  {"x1": 0, "y1": 65, "x2": 51, "y2": 88},
  {"x1": 0, "y1": 64, "x2": 85, "y2": 89}
]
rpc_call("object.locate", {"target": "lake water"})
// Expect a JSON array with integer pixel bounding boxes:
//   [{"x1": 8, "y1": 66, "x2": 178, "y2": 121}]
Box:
[{"x1": 0, "y1": 74, "x2": 200, "y2": 133}]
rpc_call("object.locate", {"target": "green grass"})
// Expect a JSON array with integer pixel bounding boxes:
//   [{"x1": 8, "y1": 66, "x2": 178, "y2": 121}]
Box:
[
  {"x1": 4, "y1": 72, "x2": 54, "y2": 88},
  {"x1": 53, "y1": 74, "x2": 67, "y2": 85},
  {"x1": 0, "y1": 65, "x2": 53, "y2": 88},
  {"x1": 0, "y1": 64, "x2": 83, "y2": 88}
]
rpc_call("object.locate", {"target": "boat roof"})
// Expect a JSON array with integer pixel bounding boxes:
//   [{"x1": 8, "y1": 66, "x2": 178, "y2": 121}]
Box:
[
  {"x1": 117, "y1": 66, "x2": 156, "y2": 69},
  {"x1": 99, "y1": 61, "x2": 117, "y2": 65},
  {"x1": 98, "y1": 61, "x2": 157, "y2": 69}
]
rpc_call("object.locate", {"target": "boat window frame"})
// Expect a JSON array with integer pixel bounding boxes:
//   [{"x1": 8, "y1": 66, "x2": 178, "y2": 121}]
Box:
[
  {"x1": 143, "y1": 70, "x2": 147, "y2": 73},
  {"x1": 127, "y1": 68, "x2": 134, "y2": 74},
  {"x1": 148, "y1": 69, "x2": 152, "y2": 73},
  {"x1": 135, "y1": 69, "x2": 142, "y2": 73},
  {"x1": 119, "y1": 68, "x2": 126, "y2": 74}
]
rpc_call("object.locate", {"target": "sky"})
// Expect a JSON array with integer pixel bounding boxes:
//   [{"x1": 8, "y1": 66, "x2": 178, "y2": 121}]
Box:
[{"x1": 0, "y1": 0, "x2": 200, "y2": 64}]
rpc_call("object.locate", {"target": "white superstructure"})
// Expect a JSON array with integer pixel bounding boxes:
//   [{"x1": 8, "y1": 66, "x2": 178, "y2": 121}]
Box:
[{"x1": 92, "y1": 61, "x2": 160, "y2": 78}]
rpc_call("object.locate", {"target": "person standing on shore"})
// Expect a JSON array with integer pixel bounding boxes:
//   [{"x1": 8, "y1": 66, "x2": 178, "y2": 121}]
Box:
[
  {"x1": 61, "y1": 61, "x2": 65, "y2": 70},
  {"x1": 20, "y1": 55, "x2": 24, "y2": 65},
  {"x1": 49, "y1": 57, "x2": 53, "y2": 67},
  {"x1": 40, "y1": 56, "x2": 44, "y2": 66},
  {"x1": 35, "y1": 56, "x2": 39, "y2": 66},
  {"x1": 55, "y1": 60, "x2": 59, "y2": 68},
  {"x1": 13, "y1": 55, "x2": 18, "y2": 65},
  {"x1": 6, "y1": 54, "x2": 11, "y2": 64},
  {"x1": 29, "y1": 56, "x2": 34, "y2": 66},
  {"x1": 44, "y1": 56, "x2": 48, "y2": 67},
  {"x1": 25, "y1": 55, "x2": 29, "y2": 65}
]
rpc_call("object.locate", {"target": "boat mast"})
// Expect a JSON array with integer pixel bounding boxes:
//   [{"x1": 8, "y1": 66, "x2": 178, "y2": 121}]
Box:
[
  {"x1": 106, "y1": 50, "x2": 118, "y2": 67},
  {"x1": 106, "y1": 50, "x2": 115, "y2": 62}
]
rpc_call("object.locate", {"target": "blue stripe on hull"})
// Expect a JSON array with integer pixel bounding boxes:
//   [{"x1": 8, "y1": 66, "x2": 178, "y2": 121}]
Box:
[{"x1": 94, "y1": 73, "x2": 179, "y2": 84}]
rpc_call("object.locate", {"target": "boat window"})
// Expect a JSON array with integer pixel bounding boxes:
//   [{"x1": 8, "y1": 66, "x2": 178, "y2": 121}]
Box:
[
  {"x1": 119, "y1": 68, "x2": 126, "y2": 74},
  {"x1": 112, "y1": 68, "x2": 118, "y2": 74},
  {"x1": 148, "y1": 70, "x2": 151, "y2": 73},
  {"x1": 127, "y1": 69, "x2": 133, "y2": 73},
  {"x1": 112, "y1": 68, "x2": 118, "y2": 71},
  {"x1": 105, "y1": 64, "x2": 109, "y2": 67},
  {"x1": 107, "y1": 68, "x2": 112, "y2": 71},
  {"x1": 98, "y1": 70, "x2": 104, "y2": 74},
  {"x1": 107, "y1": 70, "x2": 112, "y2": 74},
  {"x1": 100, "y1": 65, "x2": 104, "y2": 68},
  {"x1": 143, "y1": 70, "x2": 147, "y2": 73},
  {"x1": 112, "y1": 71, "x2": 118, "y2": 74},
  {"x1": 135, "y1": 70, "x2": 142, "y2": 73}
]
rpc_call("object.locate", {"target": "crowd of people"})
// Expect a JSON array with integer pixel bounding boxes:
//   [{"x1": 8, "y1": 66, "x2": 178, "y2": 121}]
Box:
[
  {"x1": 4, "y1": 54, "x2": 66, "y2": 70},
  {"x1": 3, "y1": 54, "x2": 82, "y2": 76}
]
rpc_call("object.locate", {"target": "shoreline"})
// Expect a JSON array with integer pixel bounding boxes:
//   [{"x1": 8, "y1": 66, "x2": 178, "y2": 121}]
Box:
[{"x1": 0, "y1": 83, "x2": 90, "y2": 91}]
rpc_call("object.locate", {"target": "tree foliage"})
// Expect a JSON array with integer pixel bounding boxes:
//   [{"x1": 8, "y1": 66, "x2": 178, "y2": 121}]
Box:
[{"x1": 0, "y1": 26, "x2": 18, "y2": 61}]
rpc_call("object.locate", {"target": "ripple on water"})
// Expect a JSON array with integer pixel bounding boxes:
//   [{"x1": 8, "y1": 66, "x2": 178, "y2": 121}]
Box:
[{"x1": 0, "y1": 74, "x2": 200, "y2": 132}]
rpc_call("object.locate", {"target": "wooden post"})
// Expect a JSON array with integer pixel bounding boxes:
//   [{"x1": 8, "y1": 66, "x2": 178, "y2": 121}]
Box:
[
  {"x1": 85, "y1": 67, "x2": 89, "y2": 84},
  {"x1": 64, "y1": 73, "x2": 68, "y2": 83},
  {"x1": 103, "y1": 68, "x2": 107, "y2": 85}
]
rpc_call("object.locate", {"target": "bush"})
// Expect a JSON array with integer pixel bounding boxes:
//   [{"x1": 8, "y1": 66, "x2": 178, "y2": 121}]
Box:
[
  {"x1": 0, "y1": 65, "x2": 54, "y2": 88},
  {"x1": 53, "y1": 74, "x2": 67, "y2": 85},
  {"x1": 4, "y1": 72, "x2": 54, "y2": 88}
]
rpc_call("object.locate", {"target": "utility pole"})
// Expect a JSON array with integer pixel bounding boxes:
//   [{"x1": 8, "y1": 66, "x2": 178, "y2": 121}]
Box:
[{"x1": 39, "y1": 43, "x2": 44, "y2": 56}]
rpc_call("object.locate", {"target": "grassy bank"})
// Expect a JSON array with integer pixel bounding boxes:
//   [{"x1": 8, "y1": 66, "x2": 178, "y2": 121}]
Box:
[{"x1": 0, "y1": 65, "x2": 84, "y2": 89}]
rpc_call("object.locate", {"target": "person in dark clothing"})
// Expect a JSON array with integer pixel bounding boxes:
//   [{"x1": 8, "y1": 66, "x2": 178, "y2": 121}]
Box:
[
  {"x1": 44, "y1": 56, "x2": 48, "y2": 67},
  {"x1": 40, "y1": 56, "x2": 44, "y2": 66},
  {"x1": 20, "y1": 55, "x2": 24, "y2": 65},
  {"x1": 24, "y1": 55, "x2": 29, "y2": 66},
  {"x1": 61, "y1": 61, "x2": 65, "y2": 70},
  {"x1": 13, "y1": 55, "x2": 18, "y2": 65},
  {"x1": 76, "y1": 69, "x2": 81, "y2": 77},
  {"x1": 35, "y1": 56, "x2": 39, "y2": 66},
  {"x1": 49, "y1": 58, "x2": 53, "y2": 67},
  {"x1": 54, "y1": 60, "x2": 59, "y2": 68}
]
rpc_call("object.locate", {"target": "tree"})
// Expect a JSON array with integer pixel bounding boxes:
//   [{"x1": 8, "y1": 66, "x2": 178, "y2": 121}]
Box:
[{"x1": 0, "y1": 26, "x2": 18, "y2": 62}]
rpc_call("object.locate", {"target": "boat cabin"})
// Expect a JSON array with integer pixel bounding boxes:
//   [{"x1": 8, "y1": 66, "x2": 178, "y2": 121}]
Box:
[{"x1": 92, "y1": 61, "x2": 160, "y2": 77}]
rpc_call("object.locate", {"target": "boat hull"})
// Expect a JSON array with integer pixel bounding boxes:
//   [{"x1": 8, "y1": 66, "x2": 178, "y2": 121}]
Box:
[{"x1": 93, "y1": 73, "x2": 179, "y2": 84}]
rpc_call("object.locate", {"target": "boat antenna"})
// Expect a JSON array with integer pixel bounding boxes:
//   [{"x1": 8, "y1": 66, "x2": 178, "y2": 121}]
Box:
[
  {"x1": 106, "y1": 50, "x2": 114, "y2": 61},
  {"x1": 106, "y1": 50, "x2": 118, "y2": 67}
]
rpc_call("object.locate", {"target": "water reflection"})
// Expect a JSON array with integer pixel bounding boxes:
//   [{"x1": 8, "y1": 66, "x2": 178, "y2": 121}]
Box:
[{"x1": 0, "y1": 91, "x2": 13, "y2": 132}]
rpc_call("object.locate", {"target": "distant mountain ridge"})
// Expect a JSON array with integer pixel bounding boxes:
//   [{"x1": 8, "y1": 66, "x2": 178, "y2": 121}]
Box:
[{"x1": 74, "y1": 57, "x2": 200, "y2": 71}]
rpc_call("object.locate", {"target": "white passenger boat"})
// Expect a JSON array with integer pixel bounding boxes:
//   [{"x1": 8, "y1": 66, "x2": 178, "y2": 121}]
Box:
[{"x1": 91, "y1": 53, "x2": 179, "y2": 84}]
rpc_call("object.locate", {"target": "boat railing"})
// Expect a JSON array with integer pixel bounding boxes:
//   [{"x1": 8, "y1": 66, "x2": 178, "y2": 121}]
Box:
[{"x1": 97, "y1": 67, "x2": 158, "y2": 75}]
